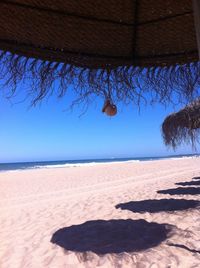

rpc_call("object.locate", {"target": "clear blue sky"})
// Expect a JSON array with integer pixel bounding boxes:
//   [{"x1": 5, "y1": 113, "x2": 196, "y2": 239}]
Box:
[{"x1": 0, "y1": 82, "x2": 199, "y2": 163}]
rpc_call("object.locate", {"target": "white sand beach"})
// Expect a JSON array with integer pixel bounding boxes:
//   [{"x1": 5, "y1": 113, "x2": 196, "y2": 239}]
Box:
[{"x1": 0, "y1": 157, "x2": 200, "y2": 268}]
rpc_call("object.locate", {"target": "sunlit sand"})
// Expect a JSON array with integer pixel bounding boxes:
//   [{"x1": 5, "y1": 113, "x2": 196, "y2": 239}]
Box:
[{"x1": 0, "y1": 157, "x2": 200, "y2": 267}]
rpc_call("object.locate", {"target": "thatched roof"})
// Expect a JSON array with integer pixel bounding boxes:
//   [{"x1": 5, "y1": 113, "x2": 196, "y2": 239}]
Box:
[
  {"x1": 0, "y1": 1, "x2": 200, "y2": 108},
  {"x1": 162, "y1": 99, "x2": 200, "y2": 148}
]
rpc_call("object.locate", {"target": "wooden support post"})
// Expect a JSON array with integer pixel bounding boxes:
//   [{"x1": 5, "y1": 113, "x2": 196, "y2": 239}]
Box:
[{"x1": 193, "y1": 0, "x2": 200, "y2": 59}]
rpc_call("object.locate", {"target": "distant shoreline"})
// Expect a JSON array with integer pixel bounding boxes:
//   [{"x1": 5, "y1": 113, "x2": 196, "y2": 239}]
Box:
[{"x1": 0, "y1": 154, "x2": 199, "y2": 172}]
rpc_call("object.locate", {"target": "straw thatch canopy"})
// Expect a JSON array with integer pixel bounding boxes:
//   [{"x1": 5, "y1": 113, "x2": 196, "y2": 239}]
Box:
[
  {"x1": 162, "y1": 98, "x2": 200, "y2": 148},
  {"x1": 0, "y1": 1, "x2": 200, "y2": 108}
]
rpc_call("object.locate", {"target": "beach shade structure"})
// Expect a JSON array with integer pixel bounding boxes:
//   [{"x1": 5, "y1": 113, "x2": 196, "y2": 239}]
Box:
[
  {"x1": 162, "y1": 98, "x2": 200, "y2": 148},
  {"x1": 0, "y1": 1, "x2": 200, "y2": 113}
]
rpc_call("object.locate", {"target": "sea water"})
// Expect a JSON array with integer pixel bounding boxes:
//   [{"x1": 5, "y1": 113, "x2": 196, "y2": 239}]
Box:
[{"x1": 0, "y1": 154, "x2": 199, "y2": 172}]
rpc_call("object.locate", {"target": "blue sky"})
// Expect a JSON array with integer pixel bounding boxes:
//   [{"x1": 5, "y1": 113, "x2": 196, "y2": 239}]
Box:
[{"x1": 0, "y1": 83, "x2": 199, "y2": 163}]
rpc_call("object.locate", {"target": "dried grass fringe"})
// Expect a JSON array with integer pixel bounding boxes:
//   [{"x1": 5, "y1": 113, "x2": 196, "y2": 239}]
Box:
[
  {"x1": 162, "y1": 98, "x2": 200, "y2": 148},
  {"x1": 0, "y1": 50, "x2": 200, "y2": 110}
]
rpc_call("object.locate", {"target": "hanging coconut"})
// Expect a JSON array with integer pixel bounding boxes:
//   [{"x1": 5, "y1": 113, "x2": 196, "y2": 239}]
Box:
[{"x1": 102, "y1": 100, "x2": 117, "y2": 116}]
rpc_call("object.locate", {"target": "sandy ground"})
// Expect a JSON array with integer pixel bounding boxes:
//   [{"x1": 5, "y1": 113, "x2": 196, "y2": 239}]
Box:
[{"x1": 0, "y1": 157, "x2": 200, "y2": 268}]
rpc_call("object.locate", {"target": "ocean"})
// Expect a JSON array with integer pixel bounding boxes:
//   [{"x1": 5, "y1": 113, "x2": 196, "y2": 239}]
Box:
[{"x1": 0, "y1": 154, "x2": 199, "y2": 172}]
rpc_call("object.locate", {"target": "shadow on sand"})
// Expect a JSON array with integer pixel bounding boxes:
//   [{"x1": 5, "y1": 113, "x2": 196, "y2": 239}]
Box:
[
  {"x1": 167, "y1": 243, "x2": 200, "y2": 254},
  {"x1": 115, "y1": 199, "x2": 200, "y2": 213},
  {"x1": 51, "y1": 219, "x2": 172, "y2": 254},
  {"x1": 192, "y1": 177, "x2": 200, "y2": 180},
  {"x1": 157, "y1": 187, "x2": 200, "y2": 196},
  {"x1": 176, "y1": 180, "x2": 200, "y2": 186},
  {"x1": 175, "y1": 176, "x2": 200, "y2": 186}
]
